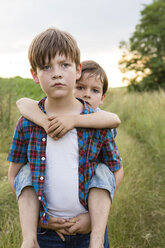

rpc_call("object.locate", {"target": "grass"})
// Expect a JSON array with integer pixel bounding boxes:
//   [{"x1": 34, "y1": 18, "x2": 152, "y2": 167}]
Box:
[
  {"x1": 0, "y1": 78, "x2": 165, "y2": 247},
  {"x1": 0, "y1": 153, "x2": 22, "y2": 248},
  {"x1": 0, "y1": 77, "x2": 44, "y2": 101},
  {"x1": 0, "y1": 77, "x2": 45, "y2": 153},
  {"x1": 0, "y1": 182, "x2": 22, "y2": 248},
  {"x1": 102, "y1": 88, "x2": 165, "y2": 159},
  {"x1": 102, "y1": 87, "x2": 165, "y2": 247},
  {"x1": 107, "y1": 129, "x2": 165, "y2": 248}
]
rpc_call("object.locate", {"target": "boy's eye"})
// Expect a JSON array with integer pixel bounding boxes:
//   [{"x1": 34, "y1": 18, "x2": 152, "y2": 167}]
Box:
[
  {"x1": 43, "y1": 65, "x2": 51, "y2": 71},
  {"x1": 93, "y1": 89, "x2": 99, "y2": 93},
  {"x1": 76, "y1": 86, "x2": 84, "y2": 91},
  {"x1": 62, "y1": 63, "x2": 70, "y2": 68}
]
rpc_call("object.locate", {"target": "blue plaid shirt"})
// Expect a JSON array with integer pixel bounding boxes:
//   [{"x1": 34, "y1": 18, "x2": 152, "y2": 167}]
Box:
[{"x1": 8, "y1": 97, "x2": 122, "y2": 224}]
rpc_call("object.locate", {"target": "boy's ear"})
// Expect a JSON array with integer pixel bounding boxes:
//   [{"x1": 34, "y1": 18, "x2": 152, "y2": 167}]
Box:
[
  {"x1": 30, "y1": 68, "x2": 39, "y2": 84},
  {"x1": 99, "y1": 94, "x2": 106, "y2": 106},
  {"x1": 76, "y1": 64, "x2": 82, "y2": 80}
]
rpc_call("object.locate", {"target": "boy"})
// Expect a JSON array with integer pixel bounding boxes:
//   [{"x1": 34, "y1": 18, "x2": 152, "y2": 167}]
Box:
[
  {"x1": 16, "y1": 60, "x2": 123, "y2": 247},
  {"x1": 16, "y1": 60, "x2": 123, "y2": 248},
  {"x1": 8, "y1": 28, "x2": 122, "y2": 248}
]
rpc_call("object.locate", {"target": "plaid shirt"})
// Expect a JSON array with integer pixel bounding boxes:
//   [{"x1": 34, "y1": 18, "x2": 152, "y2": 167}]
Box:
[
  {"x1": 8, "y1": 97, "x2": 122, "y2": 224},
  {"x1": 96, "y1": 107, "x2": 117, "y2": 138}
]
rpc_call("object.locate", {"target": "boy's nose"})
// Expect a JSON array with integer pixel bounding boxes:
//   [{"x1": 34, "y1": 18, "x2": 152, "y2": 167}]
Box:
[
  {"x1": 84, "y1": 90, "x2": 91, "y2": 99},
  {"x1": 52, "y1": 67, "x2": 62, "y2": 78}
]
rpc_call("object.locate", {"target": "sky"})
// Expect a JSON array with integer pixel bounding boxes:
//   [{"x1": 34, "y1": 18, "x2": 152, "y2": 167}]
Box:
[{"x1": 0, "y1": 0, "x2": 153, "y2": 88}]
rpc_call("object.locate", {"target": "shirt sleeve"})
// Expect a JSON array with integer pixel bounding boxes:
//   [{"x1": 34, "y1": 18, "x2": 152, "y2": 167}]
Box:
[
  {"x1": 7, "y1": 117, "x2": 28, "y2": 164},
  {"x1": 99, "y1": 129, "x2": 122, "y2": 172},
  {"x1": 95, "y1": 108, "x2": 117, "y2": 139}
]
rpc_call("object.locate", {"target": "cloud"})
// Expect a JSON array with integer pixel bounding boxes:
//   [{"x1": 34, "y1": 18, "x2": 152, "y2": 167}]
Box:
[{"x1": 0, "y1": 0, "x2": 153, "y2": 86}]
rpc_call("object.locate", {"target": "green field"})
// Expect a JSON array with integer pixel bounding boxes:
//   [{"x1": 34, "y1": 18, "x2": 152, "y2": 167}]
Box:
[{"x1": 0, "y1": 77, "x2": 164, "y2": 247}]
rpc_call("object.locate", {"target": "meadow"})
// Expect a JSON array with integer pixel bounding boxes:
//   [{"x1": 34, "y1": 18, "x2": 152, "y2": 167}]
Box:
[{"x1": 0, "y1": 77, "x2": 164, "y2": 247}]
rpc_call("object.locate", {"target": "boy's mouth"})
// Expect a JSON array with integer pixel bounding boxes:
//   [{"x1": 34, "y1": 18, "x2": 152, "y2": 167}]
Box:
[{"x1": 52, "y1": 83, "x2": 65, "y2": 87}]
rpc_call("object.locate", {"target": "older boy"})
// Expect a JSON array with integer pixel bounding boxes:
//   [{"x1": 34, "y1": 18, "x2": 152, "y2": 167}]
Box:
[
  {"x1": 8, "y1": 28, "x2": 122, "y2": 248},
  {"x1": 16, "y1": 60, "x2": 123, "y2": 248},
  {"x1": 16, "y1": 60, "x2": 123, "y2": 247}
]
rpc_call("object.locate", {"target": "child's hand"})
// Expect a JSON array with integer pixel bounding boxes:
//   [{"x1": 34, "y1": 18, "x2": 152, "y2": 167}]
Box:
[
  {"x1": 46, "y1": 216, "x2": 76, "y2": 241},
  {"x1": 47, "y1": 115, "x2": 75, "y2": 140},
  {"x1": 67, "y1": 212, "x2": 91, "y2": 235}
]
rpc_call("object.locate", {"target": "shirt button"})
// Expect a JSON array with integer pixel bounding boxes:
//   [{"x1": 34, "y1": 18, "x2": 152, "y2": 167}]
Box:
[
  {"x1": 40, "y1": 176, "x2": 44, "y2": 181},
  {"x1": 42, "y1": 138, "x2": 46, "y2": 142},
  {"x1": 41, "y1": 157, "x2": 45, "y2": 161},
  {"x1": 38, "y1": 196, "x2": 41, "y2": 201}
]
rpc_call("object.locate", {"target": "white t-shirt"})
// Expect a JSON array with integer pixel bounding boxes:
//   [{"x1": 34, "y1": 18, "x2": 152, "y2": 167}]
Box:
[{"x1": 44, "y1": 128, "x2": 87, "y2": 218}]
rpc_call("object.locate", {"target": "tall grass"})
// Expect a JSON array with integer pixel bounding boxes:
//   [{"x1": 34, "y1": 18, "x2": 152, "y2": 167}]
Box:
[
  {"x1": 0, "y1": 77, "x2": 45, "y2": 152},
  {"x1": 102, "y1": 88, "x2": 165, "y2": 160},
  {"x1": 0, "y1": 77, "x2": 44, "y2": 100},
  {"x1": 0, "y1": 181, "x2": 22, "y2": 248},
  {"x1": 0, "y1": 153, "x2": 22, "y2": 247},
  {"x1": 102, "y1": 88, "x2": 165, "y2": 247},
  {"x1": 108, "y1": 129, "x2": 165, "y2": 247}
]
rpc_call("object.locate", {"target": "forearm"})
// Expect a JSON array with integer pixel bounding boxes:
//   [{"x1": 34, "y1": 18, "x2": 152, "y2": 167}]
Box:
[
  {"x1": 88, "y1": 188, "x2": 110, "y2": 231},
  {"x1": 88, "y1": 188, "x2": 111, "y2": 247},
  {"x1": 8, "y1": 174, "x2": 16, "y2": 195},
  {"x1": 8, "y1": 162, "x2": 24, "y2": 195},
  {"x1": 18, "y1": 187, "x2": 40, "y2": 242},
  {"x1": 74, "y1": 111, "x2": 120, "y2": 129},
  {"x1": 16, "y1": 98, "x2": 49, "y2": 131},
  {"x1": 114, "y1": 166, "x2": 124, "y2": 196}
]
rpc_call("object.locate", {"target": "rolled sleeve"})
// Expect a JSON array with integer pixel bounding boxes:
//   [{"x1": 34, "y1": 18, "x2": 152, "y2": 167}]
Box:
[
  {"x1": 7, "y1": 117, "x2": 28, "y2": 164},
  {"x1": 100, "y1": 129, "x2": 122, "y2": 172}
]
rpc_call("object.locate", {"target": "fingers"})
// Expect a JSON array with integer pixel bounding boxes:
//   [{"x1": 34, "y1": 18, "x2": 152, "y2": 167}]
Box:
[
  {"x1": 58, "y1": 228, "x2": 72, "y2": 235},
  {"x1": 47, "y1": 118, "x2": 67, "y2": 139},
  {"x1": 69, "y1": 216, "x2": 79, "y2": 223},
  {"x1": 55, "y1": 128, "x2": 68, "y2": 139},
  {"x1": 49, "y1": 221, "x2": 75, "y2": 230},
  {"x1": 48, "y1": 115, "x2": 56, "y2": 121},
  {"x1": 67, "y1": 222, "x2": 79, "y2": 234},
  {"x1": 48, "y1": 126, "x2": 65, "y2": 139},
  {"x1": 49, "y1": 217, "x2": 66, "y2": 224},
  {"x1": 47, "y1": 115, "x2": 73, "y2": 141},
  {"x1": 56, "y1": 231, "x2": 65, "y2": 242},
  {"x1": 48, "y1": 122, "x2": 59, "y2": 133},
  {"x1": 48, "y1": 119, "x2": 61, "y2": 133},
  {"x1": 68, "y1": 213, "x2": 91, "y2": 234}
]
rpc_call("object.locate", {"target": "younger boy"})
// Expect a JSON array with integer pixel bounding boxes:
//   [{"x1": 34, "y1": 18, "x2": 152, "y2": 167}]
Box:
[{"x1": 8, "y1": 28, "x2": 123, "y2": 248}]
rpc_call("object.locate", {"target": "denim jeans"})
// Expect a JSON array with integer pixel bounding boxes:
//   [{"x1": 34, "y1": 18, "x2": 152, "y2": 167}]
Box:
[{"x1": 37, "y1": 228, "x2": 110, "y2": 248}]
